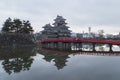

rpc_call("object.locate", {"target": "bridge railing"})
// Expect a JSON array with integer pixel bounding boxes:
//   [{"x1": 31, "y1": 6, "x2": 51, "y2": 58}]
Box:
[{"x1": 40, "y1": 38, "x2": 120, "y2": 45}]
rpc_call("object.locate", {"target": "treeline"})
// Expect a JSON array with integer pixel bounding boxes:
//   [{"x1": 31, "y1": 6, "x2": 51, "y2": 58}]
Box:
[
  {"x1": 2, "y1": 18, "x2": 34, "y2": 34},
  {"x1": 0, "y1": 18, "x2": 35, "y2": 46}
]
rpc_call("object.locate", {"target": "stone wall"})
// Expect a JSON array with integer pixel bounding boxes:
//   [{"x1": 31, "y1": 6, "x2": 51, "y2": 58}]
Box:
[{"x1": 0, "y1": 33, "x2": 35, "y2": 46}]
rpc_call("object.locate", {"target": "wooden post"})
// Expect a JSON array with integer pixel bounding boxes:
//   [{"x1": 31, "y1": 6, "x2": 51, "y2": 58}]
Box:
[
  {"x1": 79, "y1": 43, "x2": 82, "y2": 51},
  {"x1": 109, "y1": 44, "x2": 113, "y2": 52},
  {"x1": 93, "y1": 43, "x2": 96, "y2": 52}
]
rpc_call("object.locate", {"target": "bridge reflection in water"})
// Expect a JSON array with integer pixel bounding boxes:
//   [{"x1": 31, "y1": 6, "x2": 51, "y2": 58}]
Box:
[
  {"x1": 38, "y1": 48, "x2": 120, "y2": 70},
  {"x1": 40, "y1": 48, "x2": 120, "y2": 56},
  {"x1": 0, "y1": 47, "x2": 70, "y2": 74},
  {"x1": 0, "y1": 46, "x2": 120, "y2": 75}
]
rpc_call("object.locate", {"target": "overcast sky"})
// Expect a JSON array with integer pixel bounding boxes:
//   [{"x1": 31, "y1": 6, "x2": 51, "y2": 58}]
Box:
[{"x1": 0, "y1": 0, "x2": 120, "y2": 34}]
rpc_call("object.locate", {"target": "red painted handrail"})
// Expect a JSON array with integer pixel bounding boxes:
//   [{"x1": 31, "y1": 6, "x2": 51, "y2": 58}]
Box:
[{"x1": 40, "y1": 38, "x2": 120, "y2": 45}]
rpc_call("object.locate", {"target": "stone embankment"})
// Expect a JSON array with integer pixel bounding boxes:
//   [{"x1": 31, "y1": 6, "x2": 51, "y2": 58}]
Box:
[{"x1": 0, "y1": 33, "x2": 35, "y2": 47}]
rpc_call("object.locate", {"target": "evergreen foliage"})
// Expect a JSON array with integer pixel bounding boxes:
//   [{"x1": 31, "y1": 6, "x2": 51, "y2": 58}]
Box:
[{"x1": 2, "y1": 18, "x2": 34, "y2": 34}]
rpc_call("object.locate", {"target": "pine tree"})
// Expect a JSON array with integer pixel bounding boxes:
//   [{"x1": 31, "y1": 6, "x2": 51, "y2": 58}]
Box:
[
  {"x1": 2, "y1": 18, "x2": 13, "y2": 33},
  {"x1": 13, "y1": 19, "x2": 22, "y2": 33},
  {"x1": 2, "y1": 18, "x2": 34, "y2": 34},
  {"x1": 20, "y1": 20, "x2": 33, "y2": 33}
]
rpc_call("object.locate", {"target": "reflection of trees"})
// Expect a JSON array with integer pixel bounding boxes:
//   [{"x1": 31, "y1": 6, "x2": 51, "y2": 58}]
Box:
[
  {"x1": 0, "y1": 47, "x2": 36, "y2": 74},
  {"x1": 2, "y1": 57, "x2": 33, "y2": 74},
  {"x1": 38, "y1": 50, "x2": 69, "y2": 70}
]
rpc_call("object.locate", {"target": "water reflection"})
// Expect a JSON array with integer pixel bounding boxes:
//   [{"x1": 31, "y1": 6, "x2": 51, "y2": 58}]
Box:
[
  {"x1": 0, "y1": 47, "x2": 36, "y2": 74},
  {"x1": 72, "y1": 43, "x2": 120, "y2": 52},
  {"x1": 38, "y1": 49, "x2": 69, "y2": 70},
  {"x1": 0, "y1": 46, "x2": 120, "y2": 77},
  {"x1": 0, "y1": 46, "x2": 120, "y2": 80}
]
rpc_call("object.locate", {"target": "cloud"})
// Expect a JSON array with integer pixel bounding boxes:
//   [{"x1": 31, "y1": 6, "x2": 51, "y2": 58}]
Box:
[{"x1": 0, "y1": 0, "x2": 120, "y2": 33}]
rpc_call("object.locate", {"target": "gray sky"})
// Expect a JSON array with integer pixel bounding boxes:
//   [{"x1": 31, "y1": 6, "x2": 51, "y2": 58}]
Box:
[{"x1": 0, "y1": 0, "x2": 120, "y2": 34}]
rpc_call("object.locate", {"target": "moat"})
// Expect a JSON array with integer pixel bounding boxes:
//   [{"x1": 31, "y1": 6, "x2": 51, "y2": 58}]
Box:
[
  {"x1": 0, "y1": 46, "x2": 120, "y2": 80},
  {"x1": 0, "y1": 0, "x2": 120, "y2": 80}
]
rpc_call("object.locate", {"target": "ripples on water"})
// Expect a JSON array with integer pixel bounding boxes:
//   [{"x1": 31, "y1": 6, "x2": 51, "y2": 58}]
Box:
[{"x1": 0, "y1": 46, "x2": 120, "y2": 80}]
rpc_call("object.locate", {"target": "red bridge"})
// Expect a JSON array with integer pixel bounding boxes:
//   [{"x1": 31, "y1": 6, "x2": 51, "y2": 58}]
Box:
[
  {"x1": 40, "y1": 38, "x2": 120, "y2": 52},
  {"x1": 41, "y1": 38, "x2": 120, "y2": 45}
]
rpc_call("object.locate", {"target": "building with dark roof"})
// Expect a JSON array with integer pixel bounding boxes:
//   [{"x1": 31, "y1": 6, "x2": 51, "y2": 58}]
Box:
[{"x1": 41, "y1": 15, "x2": 71, "y2": 39}]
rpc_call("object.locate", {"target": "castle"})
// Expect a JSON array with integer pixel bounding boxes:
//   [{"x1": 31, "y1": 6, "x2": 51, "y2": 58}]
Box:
[{"x1": 41, "y1": 15, "x2": 71, "y2": 39}]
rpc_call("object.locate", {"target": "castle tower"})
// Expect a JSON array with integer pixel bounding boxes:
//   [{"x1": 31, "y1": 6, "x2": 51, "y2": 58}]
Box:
[
  {"x1": 41, "y1": 24, "x2": 57, "y2": 39},
  {"x1": 53, "y1": 15, "x2": 71, "y2": 38},
  {"x1": 41, "y1": 15, "x2": 72, "y2": 39}
]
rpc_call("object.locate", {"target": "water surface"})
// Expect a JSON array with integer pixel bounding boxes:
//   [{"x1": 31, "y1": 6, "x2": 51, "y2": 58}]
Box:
[{"x1": 0, "y1": 47, "x2": 120, "y2": 80}]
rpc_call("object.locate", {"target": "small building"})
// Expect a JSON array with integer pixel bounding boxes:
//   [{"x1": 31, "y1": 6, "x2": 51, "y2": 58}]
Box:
[
  {"x1": 104, "y1": 34, "x2": 114, "y2": 39},
  {"x1": 76, "y1": 33, "x2": 83, "y2": 39}
]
